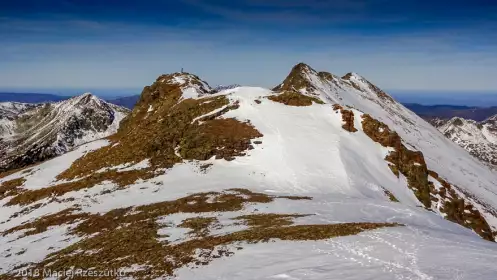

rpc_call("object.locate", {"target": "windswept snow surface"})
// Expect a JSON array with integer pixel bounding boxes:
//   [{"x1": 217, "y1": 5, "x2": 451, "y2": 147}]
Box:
[{"x1": 1, "y1": 86, "x2": 497, "y2": 278}]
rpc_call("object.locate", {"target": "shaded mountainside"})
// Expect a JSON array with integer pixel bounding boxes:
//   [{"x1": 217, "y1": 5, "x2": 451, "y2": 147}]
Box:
[
  {"x1": 404, "y1": 103, "x2": 497, "y2": 122},
  {"x1": 0, "y1": 65, "x2": 497, "y2": 279},
  {"x1": 0, "y1": 93, "x2": 129, "y2": 172},
  {"x1": 430, "y1": 116, "x2": 497, "y2": 167}
]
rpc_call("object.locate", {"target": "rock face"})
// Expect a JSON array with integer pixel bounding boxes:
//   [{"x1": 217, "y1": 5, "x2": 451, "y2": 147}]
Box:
[
  {"x1": 1, "y1": 65, "x2": 497, "y2": 279},
  {"x1": 0, "y1": 93, "x2": 129, "y2": 172},
  {"x1": 430, "y1": 116, "x2": 497, "y2": 167}
]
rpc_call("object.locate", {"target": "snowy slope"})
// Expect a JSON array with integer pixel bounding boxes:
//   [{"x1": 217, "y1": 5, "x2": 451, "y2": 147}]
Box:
[
  {"x1": 0, "y1": 69, "x2": 496, "y2": 279},
  {"x1": 0, "y1": 93, "x2": 129, "y2": 172},
  {"x1": 430, "y1": 117, "x2": 497, "y2": 167}
]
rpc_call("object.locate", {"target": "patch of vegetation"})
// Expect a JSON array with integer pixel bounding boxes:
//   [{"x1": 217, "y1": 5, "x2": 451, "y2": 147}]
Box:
[
  {"x1": 179, "y1": 118, "x2": 262, "y2": 161},
  {"x1": 179, "y1": 217, "x2": 219, "y2": 237},
  {"x1": 0, "y1": 178, "x2": 25, "y2": 200},
  {"x1": 383, "y1": 189, "x2": 399, "y2": 202},
  {"x1": 268, "y1": 91, "x2": 324, "y2": 106},
  {"x1": 234, "y1": 214, "x2": 310, "y2": 228}
]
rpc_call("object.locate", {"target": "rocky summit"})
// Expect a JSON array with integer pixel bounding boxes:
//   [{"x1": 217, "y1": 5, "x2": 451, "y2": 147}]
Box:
[{"x1": 0, "y1": 64, "x2": 496, "y2": 279}]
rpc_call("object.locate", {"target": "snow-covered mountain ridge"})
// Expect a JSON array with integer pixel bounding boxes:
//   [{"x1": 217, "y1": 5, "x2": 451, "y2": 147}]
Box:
[
  {"x1": 430, "y1": 116, "x2": 497, "y2": 167},
  {"x1": 0, "y1": 65, "x2": 496, "y2": 279},
  {"x1": 0, "y1": 93, "x2": 130, "y2": 173}
]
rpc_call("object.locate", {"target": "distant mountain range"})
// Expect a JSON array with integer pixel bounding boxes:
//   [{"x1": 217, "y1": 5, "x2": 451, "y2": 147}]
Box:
[
  {"x1": 403, "y1": 103, "x2": 497, "y2": 121},
  {"x1": 3, "y1": 92, "x2": 497, "y2": 121},
  {"x1": 428, "y1": 116, "x2": 497, "y2": 168},
  {"x1": 1, "y1": 92, "x2": 141, "y2": 110}
]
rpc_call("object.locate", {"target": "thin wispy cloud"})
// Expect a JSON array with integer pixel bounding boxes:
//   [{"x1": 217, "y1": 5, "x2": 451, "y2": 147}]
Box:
[{"x1": 0, "y1": 0, "x2": 496, "y2": 92}]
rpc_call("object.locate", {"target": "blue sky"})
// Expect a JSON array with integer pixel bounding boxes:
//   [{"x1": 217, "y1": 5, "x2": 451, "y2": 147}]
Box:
[{"x1": 1, "y1": 0, "x2": 497, "y2": 95}]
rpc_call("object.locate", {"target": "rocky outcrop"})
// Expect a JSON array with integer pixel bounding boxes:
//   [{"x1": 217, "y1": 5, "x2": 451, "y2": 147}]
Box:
[
  {"x1": 332, "y1": 104, "x2": 357, "y2": 132},
  {"x1": 361, "y1": 114, "x2": 431, "y2": 208}
]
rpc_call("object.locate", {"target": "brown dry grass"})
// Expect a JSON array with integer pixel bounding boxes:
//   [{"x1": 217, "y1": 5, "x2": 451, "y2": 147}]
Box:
[
  {"x1": 179, "y1": 217, "x2": 219, "y2": 237},
  {"x1": 0, "y1": 178, "x2": 25, "y2": 200},
  {"x1": 234, "y1": 214, "x2": 310, "y2": 228},
  {"x1": 268, "y1": 91, "x2": 324, "y2": 106},
  {"x1": 180, "y1": 118, "x2": 262, "y2": 161},
  {"x1": 0, "y1": 188, "x2": 399, "y2": 279}
]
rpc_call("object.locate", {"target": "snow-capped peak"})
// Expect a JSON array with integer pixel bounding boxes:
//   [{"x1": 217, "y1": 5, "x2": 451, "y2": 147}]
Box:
[{"x1": 0, "y1": 93, "x2": 130, "y2": 172}]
